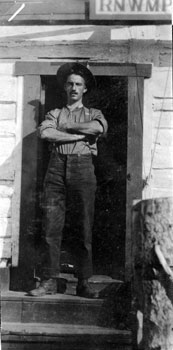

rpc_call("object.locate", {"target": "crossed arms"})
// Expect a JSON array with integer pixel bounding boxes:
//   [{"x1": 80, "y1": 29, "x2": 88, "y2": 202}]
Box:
[{"x1": 38, "y1": 109, "x2": 107, "y2": 144}]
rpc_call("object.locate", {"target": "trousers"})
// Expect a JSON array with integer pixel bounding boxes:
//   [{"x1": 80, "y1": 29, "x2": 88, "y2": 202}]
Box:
[{"x1": 42, "y1": 149, "x2": 96, "y2": 280}]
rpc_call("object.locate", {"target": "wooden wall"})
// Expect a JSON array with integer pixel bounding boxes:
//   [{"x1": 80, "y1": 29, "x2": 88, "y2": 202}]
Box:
[
  {"x1": 0, "y1": 24, "x2": 172, "y2": 265},
  {"x1": 143, "y1": 66, "x2": 173, "y2": 199},
  {"x1": 0, "y1": 64, "x2": 23, "y2": 266}
]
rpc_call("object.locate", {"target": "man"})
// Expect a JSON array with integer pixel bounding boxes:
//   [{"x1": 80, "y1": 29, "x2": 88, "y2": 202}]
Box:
[{"x1": 29, "y1": 63, "x2": 108, "y2": 298}]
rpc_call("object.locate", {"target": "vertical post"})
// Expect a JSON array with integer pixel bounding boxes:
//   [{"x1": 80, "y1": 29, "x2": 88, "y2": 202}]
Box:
[
  {"x1": 11, "y1": 76, "x2": 24, "y2": 266},
  {"x1": 125, "y1": 76, "x2": 144, "y2": 281}
]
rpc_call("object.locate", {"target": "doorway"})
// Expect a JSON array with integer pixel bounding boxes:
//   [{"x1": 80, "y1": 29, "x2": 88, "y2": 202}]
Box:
[
  {"x1": 11, "y1": 61, "x2": 149, "y2": 290},
  {"x1": 38, "y1": 75, "x2": 128, "y2": 280}
]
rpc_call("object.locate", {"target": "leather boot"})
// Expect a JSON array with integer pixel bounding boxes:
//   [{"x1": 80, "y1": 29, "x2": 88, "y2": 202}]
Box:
[
  {"x1": 76, "y1": 279, "x2": 99, "y2": 299},
  {"x1": 27, "y1": 278, "x2": 57, "y2": 297}
]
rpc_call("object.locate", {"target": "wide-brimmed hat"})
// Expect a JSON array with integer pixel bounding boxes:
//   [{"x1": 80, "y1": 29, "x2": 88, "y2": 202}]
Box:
[{"x1": 56, "y1": 62, "x2": 96, "y2": 91}]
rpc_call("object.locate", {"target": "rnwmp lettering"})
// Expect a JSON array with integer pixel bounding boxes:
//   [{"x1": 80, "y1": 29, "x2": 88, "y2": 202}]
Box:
[{"x1": 97, "y1": 0, "x2": 172, "y2": 12}]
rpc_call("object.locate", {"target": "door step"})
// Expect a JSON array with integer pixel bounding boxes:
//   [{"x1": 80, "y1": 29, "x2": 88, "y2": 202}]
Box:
[
  {"x1": 1, "y1": 322, "x2": 132, "y2": 350},
  {"x1": 1, "y1": 276, "x2": 128, "y2": 328},
  {"x1": 1, "y1": 291, "x2": 103, "y2": 326},
  {"x1": 2, "y1": 274, "x2": 123, "y2": 325}
]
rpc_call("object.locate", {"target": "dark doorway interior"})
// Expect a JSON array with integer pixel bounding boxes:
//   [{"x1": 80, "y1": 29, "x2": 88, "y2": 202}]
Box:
[{"x1": 37, "y1": 75, "x2": 128, "y2": 280}]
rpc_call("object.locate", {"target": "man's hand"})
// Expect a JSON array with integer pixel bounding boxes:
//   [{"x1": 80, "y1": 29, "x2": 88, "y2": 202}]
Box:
[{"x1": 58, "y1": 121, "x2": 75, "y2": 133}]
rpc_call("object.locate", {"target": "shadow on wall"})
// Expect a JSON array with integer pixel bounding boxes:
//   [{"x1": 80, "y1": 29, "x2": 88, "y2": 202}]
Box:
[
  {"x1": 0, "y1": 97, "x2": 47, "y2": 292},
  {"x1": 0, "y1": 130, "x2": 45, "y2": 292}
]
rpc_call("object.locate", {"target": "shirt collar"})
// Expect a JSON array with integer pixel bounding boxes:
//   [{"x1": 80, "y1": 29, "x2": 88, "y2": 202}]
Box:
[{"x1": 66, "y1": 103, "x2": 83, "y2": 112}]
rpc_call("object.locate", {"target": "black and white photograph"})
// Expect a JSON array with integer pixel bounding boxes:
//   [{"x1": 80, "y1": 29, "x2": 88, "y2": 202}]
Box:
[{"x1": 0, "y1": 1, "x2": 172, "y2": 349}]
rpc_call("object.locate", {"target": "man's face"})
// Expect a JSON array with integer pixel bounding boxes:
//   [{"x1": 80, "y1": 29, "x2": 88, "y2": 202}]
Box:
[{"x1": 64, "y1": 74, "x2": 87, "y2": 104}]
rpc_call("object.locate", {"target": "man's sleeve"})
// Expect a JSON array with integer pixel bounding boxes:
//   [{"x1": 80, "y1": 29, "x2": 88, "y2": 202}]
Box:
[
  {"x1": 90, "y1": 108, "x2": 108, "y2": 135},
  {"x1": 38, "y1": 109, "x2": 60, "y2": 137}
]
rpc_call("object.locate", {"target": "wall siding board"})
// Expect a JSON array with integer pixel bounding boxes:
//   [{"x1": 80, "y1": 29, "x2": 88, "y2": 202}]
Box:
[
  {"x1": 0, "y1": 183, "x2": 13, "y2": 198},
  {"x1": 0, "y1": 218, "x2": 12, "y2": 238},
  {"x1": 0, "y1": 198, "x2": 11, "y2": 218},
  {"x1": 152, "y1": 188, "x2": 173, "y2": 198},
  {"x1": 0, "y1": 0, "x2": 85, "y2": 20},
  {"x1": 0, "y1": 103, "x2": 16, "y2": 120},
  {"x1": 153, "y1": 169, "x2": 173, "y2": 189},
  {"x1": 152, "y1": 147, "x2": 173, "y2": 169},
  {"x1": 0, "y1": 63, "x2": 14, "y2": 75},
  {"x1": 152, "y1": 67, "x2": 172, "y2": 98},
  {"x1": 0, "y1": 25, "x2": 171, "y2": 42},
  {"x1": 0, "y1": 77, "x2": 17, "y2": 101},
  {"x1": 153, "y1": 99, "x2": 173, "y2": 111},
  {"x1": 153, "y1": 111, "x2": 173, "y2": 128},
  {"x1": 0, "y1": 137, "x2": 15, "y2": 158},
  {"x1": 0, "y1": 157, "x2": 15, "y2": 180},
  {"x1": 0, "y1": 40, "x2": 171, "y2": 67},
  {"x1": 0, "y1": 120, "x2": 16, "y2": 136},
  {"x1": 0, "y1": 238, "x2": 11, "y2": 259},
  {"x1": 152, "y1": 129, "x2": 173, "y2": 147}
]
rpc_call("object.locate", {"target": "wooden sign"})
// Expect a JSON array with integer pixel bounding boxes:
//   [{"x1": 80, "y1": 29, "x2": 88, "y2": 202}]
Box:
[{"x1": 90, "y1": 0, "x2": 172, "y2": 21}]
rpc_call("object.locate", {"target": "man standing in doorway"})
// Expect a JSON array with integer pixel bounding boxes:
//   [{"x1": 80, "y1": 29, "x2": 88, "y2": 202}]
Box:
[{"x1": 29, "y1": 63, "x2": 108, "y2": 298}]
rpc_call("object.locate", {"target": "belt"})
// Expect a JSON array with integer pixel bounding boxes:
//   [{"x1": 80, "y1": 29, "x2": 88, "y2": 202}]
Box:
[{"x1": 57, "y1": 153, "x2": 92, "y2": 159}]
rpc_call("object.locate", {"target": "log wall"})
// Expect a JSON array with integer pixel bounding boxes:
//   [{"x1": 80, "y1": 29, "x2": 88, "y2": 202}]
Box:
[{"x1": 0, "y1": 24, "x2": 172, "y2": 264}]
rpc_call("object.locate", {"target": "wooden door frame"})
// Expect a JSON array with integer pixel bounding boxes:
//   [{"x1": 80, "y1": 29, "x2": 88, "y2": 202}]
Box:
[{"x1": 14, "y1": 61, "x2": 152, "y2": 280}]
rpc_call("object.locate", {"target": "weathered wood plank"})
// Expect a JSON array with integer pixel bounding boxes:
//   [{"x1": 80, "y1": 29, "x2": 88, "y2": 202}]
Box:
[
  {"x1": 0, "y1": 25, "x2": 171, "y2": 42},
  {"x1": 153, "y1": 111, "x2": 173, "y2": 128},
  {"x1": 0, "y1": 238, "x2": 11, "y2": 258},
  {"x1": 0, "y1": 62, "x2": 14, "y2": 74},
  {"x1": 1, "y1": 0, "x2": 85, "y2": 18},
  {"x1": 0, "y1": 120, "x2": 16, "y2": 136},
  {"x1": 153, "y1": 99, "x2": 173, "y2": 111},
  {"x1": 0, "y1": 198, "x2": 11, "y2": 217},
  {"x1": 153, "y1": 129, "x2": 173, "y2": 147},
  {"x1": 159, "y1": 49, "x2": 172, "y2": 67},
  {"x1": 142, "y1": 77, "x2": 153, "y2": 178},
  {"x1": 0, "y1": 137, "x2": 15, "y2": 158},
  {"x1": 11, "y1": 76, "x2": 23, "y2": 267},
  {"x1": 1, "y1": 322, "x2": 132, "y2": 341},
  {"x1": 111, "y1": 25, "x2": 169, "y2": 41},
  {"x1": 152, "y1": 67, "x2": 172, "y2": 98},
  {"x1": 89, "y1": 63, "x2": 152, "y2": 77},
  {"x1": 0, "y1": 3, "x2": 12, "y2": 16},
  {"x1": 153, "y1": 169, "x2": 173, "y2": 189},
  {"x1": 126, "y1": 76, "x2": 144, "y2": 281},
  {"x1": 156, "y1": 25, "x2": 172, "y2": 41},
  {"x1": 0, "y1": 218, "x2": 12, "y2": 238},
  {"x1": 0, "y1": 103, "x2": 16, "y2": 120},
  {"x1": 0, "y1": 158, "x2": 15, "y2": 180},
  {"x1": 129, "y1": 40, "x2": 171, "y2": 67},
  {"x1": 0, "y1": 41, "x2": 171, "y2": 67},
  {"x1": 152, "y1": 187, "x2": 173, "y2": 198},
  {"x1": 0, "y1": 183, "x2": 13, "y2": 198},
  {"x1": 0, "y1": 267, "x2": 10, "y2": 291},
  {"x1": 152, "y1": 147, "x2": 173, "y2": 169},
  {"x1": 0, "y1": 77, "x2": 17, "y2": 101},
  {"x1": 14, "y1": 61, "x2": 152, "y2": 77}
]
